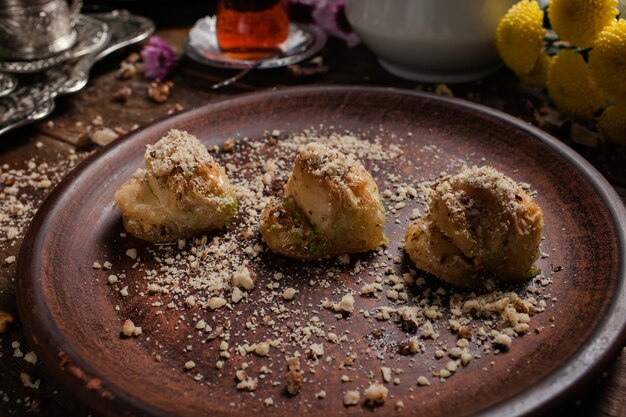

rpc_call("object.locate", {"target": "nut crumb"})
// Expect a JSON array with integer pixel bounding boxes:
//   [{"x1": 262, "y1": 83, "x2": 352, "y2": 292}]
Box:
[
  {"x1": 148, "y1": 80, "x2": 173, "y2": 103},
  {"x1": 309, "y1": 343, "x2": 324, "y2": 358},
  {"x1": 461, "y1": 352, "x2": 473, "y2": 366},
  {"x1": 364, "y1": 382, "x2": 388, "y2": 405},
  {"x1": 121, "y1": 319, "x2": 140, "y2": 337},
  {"x1": 282, "y1": 287, "x2": 298, "y2": 300},
  {"x1": 20, "y1": 373, "x2": 40, "y2": 390},
  {"x1": 112, "y1": 86, "x2": 132, "y2": 103},
  {"x1": 91, "y1": 128, "x2": 119, "y2": 147},
  {"x1": 339, "y1": 293, "x2": 355, "y2": 313},
  {"x1": 254, "y1": 341, "x2": 270, "y2": 356},
  {"x1": 494, "y1": 333, "x2": 512, "y2": 349},
  {"x1": 232, "y1": 266, "x2": 254, "y2": 290},
  {"x1": 417, "y1": 376, "x2": 430, "y2": 386},
  {"x1": 435, "y1": 83, "x2": 454, "y2": 97},
  {"x1": 0, "y1": 310, "x2": 16, "y2": 333},
  {"x1": 223, "y1": 138, "x2": 236, "y2": 152},
  {"x1": 286, "y1": 358, "x2": 303, "y2": 395},
  {"x1": 117, "y1": 61, "x2": 137, "y2": 79},
  {"x1": 236, "y1": 370, "x2": 258, "y2": 391},
  {"x1": 381, "y1": 366, "x2": 392, "y2": 383},
  {"x1": 231, "y1": 287, "x2": 244, "y2": 303},
  {"x1": 343, "y1": 390, "x2": 360, "y2": 406},
  {"x1": 208, "y1": 297, "x2": 227, "y2": 310},
  {"x1": 6, "y1": 228, "x2": 18, "y2": 240}
]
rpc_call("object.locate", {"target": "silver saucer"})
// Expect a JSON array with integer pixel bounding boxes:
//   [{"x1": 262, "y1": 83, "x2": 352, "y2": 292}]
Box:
[
  {"x1": 184, "y1": 16, "x2": 326, "y2": 70},
  {"x1": 0, "y1": 72, "x2": 17, "y2": 97},
  {"x1": 0, "y1": 15, "x2": 110, "y2": 73}
]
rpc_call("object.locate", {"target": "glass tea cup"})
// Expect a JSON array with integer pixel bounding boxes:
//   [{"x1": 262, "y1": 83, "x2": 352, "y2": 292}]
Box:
[{"x1": 216, "y1": 0, "x2": 289, "y2": 60}]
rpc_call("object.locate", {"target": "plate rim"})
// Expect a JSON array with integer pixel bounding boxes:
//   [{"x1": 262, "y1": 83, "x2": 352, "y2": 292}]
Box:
[{"x1": 16, "y1": 85, "x2": 626, "y2": 417}]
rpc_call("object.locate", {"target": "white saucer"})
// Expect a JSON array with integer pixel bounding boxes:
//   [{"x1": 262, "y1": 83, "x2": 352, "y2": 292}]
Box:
[{"x1": 184, "y1": 16, "x2": 326, "y2": 70}]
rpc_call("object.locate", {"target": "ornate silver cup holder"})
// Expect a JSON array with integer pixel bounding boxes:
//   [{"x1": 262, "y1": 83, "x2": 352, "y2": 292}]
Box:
[
  {"x1": 0, "y1": 14, "x2": 110, "y2": 73},
  {"x1": 0, "y1": 73, "x2": 17, "y2": 98},
  {"x1": 0, "y1": 10, "x2": 155, "y2": 136}
]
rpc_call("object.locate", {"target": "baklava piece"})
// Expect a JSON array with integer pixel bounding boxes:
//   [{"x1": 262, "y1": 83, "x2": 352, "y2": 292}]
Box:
[
  {"x1": 261, "y1": 142, "x2": 387, "y2": 259},
  {"x1": 405, "y1": 166, "x2": 543, "y2": 287},
  {"x1": 115, "y1": 129, "x2": 238, "y2": 243}
]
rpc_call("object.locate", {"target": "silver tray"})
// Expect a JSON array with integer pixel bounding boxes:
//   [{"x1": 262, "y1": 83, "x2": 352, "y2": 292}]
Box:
[
  {"x1": 0, "y1": 15, "x2": 111, "y2": 74},
  {"x1": 0, "y1": 10, "x2": 154, "y2": 137},
  {"x1": 0, "y1": 72, "x2": 17, "y2": 97},
  {"x1": 184, "y1": 16, "x2": 326, "y2": 70}
]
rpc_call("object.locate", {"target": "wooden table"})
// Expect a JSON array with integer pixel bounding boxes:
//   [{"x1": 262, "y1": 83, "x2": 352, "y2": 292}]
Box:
[{"x1": 1, "y1": 12, "x2": 625, "y2": 417}]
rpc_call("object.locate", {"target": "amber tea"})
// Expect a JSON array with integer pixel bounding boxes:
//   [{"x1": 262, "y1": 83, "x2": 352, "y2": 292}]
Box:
[{"x1": 216, "y1": 0, "x2": 289, "y2": 60}]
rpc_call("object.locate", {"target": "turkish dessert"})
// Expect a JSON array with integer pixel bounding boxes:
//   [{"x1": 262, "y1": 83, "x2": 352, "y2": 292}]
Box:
[
  {"x1": 114, "y1": 129, "x2": 238, "y2": 243},
  {"x1": 405, "y1": 166, "x2": 544, "y2": 287},
  {"x1": 260, "y1": 142, "x2": 387, "y2": 259}
]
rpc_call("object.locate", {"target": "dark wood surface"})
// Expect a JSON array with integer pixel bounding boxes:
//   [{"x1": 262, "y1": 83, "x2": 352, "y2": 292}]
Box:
[{"x1": 1, "y1": 15, "x2": 625, "y2": 417}]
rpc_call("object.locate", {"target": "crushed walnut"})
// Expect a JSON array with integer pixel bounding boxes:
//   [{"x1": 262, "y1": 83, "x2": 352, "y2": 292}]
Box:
[
  {"x1": 285, "y1": 358, "x2": 303, "y2": 395},
  {"x1": 364, "y1": 382, "x2": 388, "y2": 406},
  {"x1": 148, "y1": 80, "x2": 174, "y2": 103},
  {"x1": 343, "y1": 390, "x2": 360, "y2": 406},
  {"x1": 92, "y1": 127, "x2": 558, "y2": 410},
  {"x1": 112, "y1": 86, "x2": 132, "y2": 103},
  {"x1": 0, "y1": 310, "x2": 16, "y2": 333}
]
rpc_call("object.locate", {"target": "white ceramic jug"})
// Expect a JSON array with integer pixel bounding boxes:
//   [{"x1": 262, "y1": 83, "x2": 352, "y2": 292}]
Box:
[{"x1": 346, "y1": 0, "x2": 517, "y2": 83}]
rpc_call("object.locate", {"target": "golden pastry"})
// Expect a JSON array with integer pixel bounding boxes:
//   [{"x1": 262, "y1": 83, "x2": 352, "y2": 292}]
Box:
[
  {"x1": 115, "y1": 129, "x2": 238, "y2": 243},
  {"x1": 405, "y1": 216, "x2": 479, "y2": 288},
  {"x1": 260, "y1": 142, "x2": 386, "y2": 259},
  {"x1": 405, "y1": 166, "x2": 543, "y2": 286}
]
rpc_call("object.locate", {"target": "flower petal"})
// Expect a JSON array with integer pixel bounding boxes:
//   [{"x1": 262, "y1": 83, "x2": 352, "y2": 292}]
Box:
[{"x1": 141, "y1": 36, "x2": 177, "y2": 80}]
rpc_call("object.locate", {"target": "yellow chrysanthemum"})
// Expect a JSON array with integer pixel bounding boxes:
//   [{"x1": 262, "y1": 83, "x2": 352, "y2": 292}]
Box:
[
  {"x1": 547, "y1": 50, "x2": 605, "y2": 120},
  {"x1": 598, "y1": 104, "x2": 626, "y2": 145},
  {"x1": 519, "y1": 52, "x2": 550, "y2": 88},
  {"x1": 548, "y1": 0, "x2": 618, "y2": 47},
  {"x1": 496, "y1": 0, "x2": 545, "y2": 75},
  {"x1": 589, "y1": 20, "x2": 626, "y2": 100}
]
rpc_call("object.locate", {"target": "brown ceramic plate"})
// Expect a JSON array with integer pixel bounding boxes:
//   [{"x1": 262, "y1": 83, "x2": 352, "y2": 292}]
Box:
[{"x1": 17, "y1": 86, "x2": 626, "y2": 417}]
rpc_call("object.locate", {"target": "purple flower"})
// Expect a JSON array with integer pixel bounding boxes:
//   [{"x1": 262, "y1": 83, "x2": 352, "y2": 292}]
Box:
[
  {"x1": 284, "y1": 0, "x2": 360, "y2": 47},
  {"x1": 141, "y1": 36, "x2": 176, "y2": 81},
  {"x1": 312, "y1": 0, "x2": 360, "y2": 47}
]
